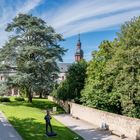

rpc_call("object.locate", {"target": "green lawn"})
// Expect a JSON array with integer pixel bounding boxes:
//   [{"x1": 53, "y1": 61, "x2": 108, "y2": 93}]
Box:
[{"x1": 0, "y1": 98, "x2": 84, "y2": 140}]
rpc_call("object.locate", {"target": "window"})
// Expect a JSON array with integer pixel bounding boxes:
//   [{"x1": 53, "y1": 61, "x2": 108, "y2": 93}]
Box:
[
  {"x1": 1, "y1": 76, "x2": 3, "y2": 80},
  {"x1": 62, "y1": 76, "x2": 64, "y2": 80}
]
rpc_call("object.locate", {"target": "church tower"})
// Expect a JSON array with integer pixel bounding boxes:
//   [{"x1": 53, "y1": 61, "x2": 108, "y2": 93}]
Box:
[{"x1": 75, "y1": 34, "x2": 84, "y2": 62}]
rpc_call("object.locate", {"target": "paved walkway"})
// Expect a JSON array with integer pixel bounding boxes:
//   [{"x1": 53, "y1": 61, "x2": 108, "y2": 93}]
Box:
[
  {"x1": 53, "y1": 114, "x2": 130, "y2": 140},
  {"x1": 0, "y1": 112, "x2": 23, "y2": 140}
]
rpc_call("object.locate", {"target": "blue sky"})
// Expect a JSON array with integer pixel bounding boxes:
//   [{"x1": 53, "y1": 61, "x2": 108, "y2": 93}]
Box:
[{"x1": 0, "y1": 0, "x2": 140, "y2": 62}]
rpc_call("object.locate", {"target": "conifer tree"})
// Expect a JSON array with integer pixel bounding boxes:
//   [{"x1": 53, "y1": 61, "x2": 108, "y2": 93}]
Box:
[{"x1": 0, "y1": 14, "x2": 66, "y2": 102}]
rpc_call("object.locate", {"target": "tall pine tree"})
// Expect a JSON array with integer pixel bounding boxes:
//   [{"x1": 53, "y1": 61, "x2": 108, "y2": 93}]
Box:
[{"x1": 0, "y1": 14, "x2": 66, "y2": 102}]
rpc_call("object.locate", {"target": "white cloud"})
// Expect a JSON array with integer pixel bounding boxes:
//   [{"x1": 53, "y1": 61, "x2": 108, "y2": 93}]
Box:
[
  {"x1": 18, "y1": 0, "x2": 42, "y2": 14},
  {"x1": 62, "y1": 9, "x2": 140, "y2": 37},
  {"x1": 0, "y1": 0, "x2": 42, "y2": 46},
  {"x1": 43, "y1": 0, "x2": 140, "y2": 38},
  {"x1": 1, "y1": 0, "x2": 140, "y2": 47}
]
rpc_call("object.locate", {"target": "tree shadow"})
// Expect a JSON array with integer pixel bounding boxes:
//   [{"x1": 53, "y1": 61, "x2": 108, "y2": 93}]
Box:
[
  {"x1": 53, "y1": 114, "x2": 121, "y2": 140},
  {"x1": 8, "y1": 117, "x2": 84, "y2": 140},
  {"x1": 70, "y1": 126, "x2": 113, "y2": 140},
  {"x1": 28, "y1": 99, "x2": 64, "y2": 113},
  {"x1": 3, "y1": 99, "x2": 65, "y2": 114}
]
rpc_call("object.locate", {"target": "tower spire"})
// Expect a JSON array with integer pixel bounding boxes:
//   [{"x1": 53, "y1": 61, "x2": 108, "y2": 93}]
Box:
[
  {"x1": 77, "y1": 34, "x2": 81, "y2": 47},
  {"x1": 75, "y1": 34, "x2": 84, "y2": 62},
  {"x1": 78, "y1": 33, "x2": 80, "y2": 41}
]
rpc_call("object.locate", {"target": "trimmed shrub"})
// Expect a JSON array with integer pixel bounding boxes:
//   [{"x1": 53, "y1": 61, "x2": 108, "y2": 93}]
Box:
[
  {"x1": 14, "y1": 97, "x2": 25, "y2": 101},
  {"x1": 0, "y1": 97, "x2": 10, "y2": 102}
]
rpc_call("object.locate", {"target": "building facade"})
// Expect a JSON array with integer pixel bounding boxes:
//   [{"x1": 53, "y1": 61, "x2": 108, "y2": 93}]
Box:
[
  {"x1": 0, "y1": 68, "x2": 19, "y2": 96},
  {"x1": 57, "y1": 63, "x2": 71, "y2": 83}
]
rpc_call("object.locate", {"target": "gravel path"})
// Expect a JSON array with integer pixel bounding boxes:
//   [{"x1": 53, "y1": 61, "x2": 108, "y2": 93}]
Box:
[
  {"x1": 53, "y1": 114, "x2": 130, "y2": 140},
  {"x1": 0, "y1": 111, "x2": 23, "y2": 140}
]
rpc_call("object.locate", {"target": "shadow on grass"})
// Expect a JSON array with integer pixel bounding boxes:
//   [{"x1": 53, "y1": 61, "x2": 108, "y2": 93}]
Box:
[
  {"x1": 4, "y1": 99, "x2": 65, "y2": 114},
  {"x1": 9, "y1": 117, "x2": 84, "y2": 140}
]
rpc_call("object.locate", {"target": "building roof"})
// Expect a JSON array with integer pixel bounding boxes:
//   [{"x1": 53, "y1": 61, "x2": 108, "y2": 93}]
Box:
[{"x1": 57, "y1": 63, "x2": 71, "y2": 73}]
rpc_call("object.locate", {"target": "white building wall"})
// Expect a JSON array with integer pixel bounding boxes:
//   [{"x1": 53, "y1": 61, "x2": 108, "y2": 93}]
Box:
[{"x1": 57, "y1": 72, "x2": 66, "y2": 83}]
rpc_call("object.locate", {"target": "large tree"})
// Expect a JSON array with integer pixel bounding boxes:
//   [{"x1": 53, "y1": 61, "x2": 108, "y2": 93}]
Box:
[
  {"x1": 81, "y1": 41, "x2": 122, "y2": 113},
  {"x1": 81, "y1": 17, "x2": 140, "y2": 118},
  {"x1": 0, "y1": 14, "x2": 66, "y2": 102},
  {"x1": 105, "y1": 17, "x2": 140, "y2": 117}
]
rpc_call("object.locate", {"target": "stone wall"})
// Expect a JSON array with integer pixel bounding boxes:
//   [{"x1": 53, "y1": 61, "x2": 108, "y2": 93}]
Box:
[
  {"x1": 70, "y1": 102, "x2": 140, "y2": 140},
  {"x1": 47, "y1": 96, "x2": 140, "y2": 140},
  {"x1": 47, "y1": 96, "x2": 70, "y2": 113}
]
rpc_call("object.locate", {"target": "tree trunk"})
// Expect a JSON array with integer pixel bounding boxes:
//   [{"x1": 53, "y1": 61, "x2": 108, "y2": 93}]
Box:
[
  {"x1": 27, "y1": 87, "x2": 32, "y2": 103},
  {"x1": 39, "y1": 92, "x2": 42, "y2": 98},
  {"x1": 28, "y1": 92, "x2": 32, "y2": 103},
  {"x1": 44, "y1": 90, "x2": 48, "y2": 98}
]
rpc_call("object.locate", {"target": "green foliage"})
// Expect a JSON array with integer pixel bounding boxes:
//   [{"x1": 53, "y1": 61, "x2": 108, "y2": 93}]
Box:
[
  {"x1": 19, "y1": 87, "x2": 28, "y2": 98},
  {"x1": 0, "y1": 84, "x2": 9, "y2": 96},
  {"x1": 0, "y1": 97, "x2": 10, "y2": 102},
  {"x1": 54, "y1": 80, "x2": 69, "y2": 101},
  {"x1": 0, "y1": 14, "x2": 66, "y2": 102},
  {"x1": 81, "y1": 41, "x2": 121, "y2": 113},
  {"x1": 81, "y1": 17, "x2": 140, "y2": 118},
  {"x1": 54, "y1": 60, "x2": 87, "y2": 102},
  {"x1": 14, "y1": 97, "x2": 25, "y2": 101}
]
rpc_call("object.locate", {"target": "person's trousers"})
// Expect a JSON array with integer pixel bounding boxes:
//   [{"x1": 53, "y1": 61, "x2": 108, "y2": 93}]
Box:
[{"x1": 46, "y1": 122, "x2": 52, "y2": 133}]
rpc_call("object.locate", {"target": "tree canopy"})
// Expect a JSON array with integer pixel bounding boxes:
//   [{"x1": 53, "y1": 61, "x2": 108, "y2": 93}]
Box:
[
  {"x1": 81, "y1": 17, "x2": 140, "y2": 118},
  {"x1": 0, "y1": 14, "x2": 66, "y2": 102}
]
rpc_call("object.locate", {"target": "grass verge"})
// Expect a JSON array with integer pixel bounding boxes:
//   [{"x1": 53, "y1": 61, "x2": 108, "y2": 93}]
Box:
[{"x1": 0, "y1": 97, "x2": 84, "y2": 140}]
